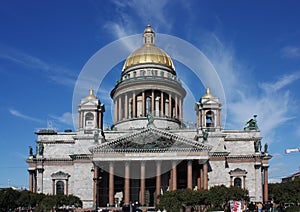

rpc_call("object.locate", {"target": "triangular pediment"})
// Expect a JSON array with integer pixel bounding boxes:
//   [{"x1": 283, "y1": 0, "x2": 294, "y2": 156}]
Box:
[
  {"x1": 81, "y1": 101, "x2": 98, "y2": 106},
  {"x1": 201, "y1": 98, "x2": 220, "y2": 105},
  {"x1": 91, "y1": 127, "x2": 212, "y2": 154}
]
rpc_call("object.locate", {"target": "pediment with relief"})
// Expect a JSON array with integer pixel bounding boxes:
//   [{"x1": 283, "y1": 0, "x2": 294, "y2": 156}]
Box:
[{"x1": 91, "y1": 127, "x2": 212, "y2": 154}]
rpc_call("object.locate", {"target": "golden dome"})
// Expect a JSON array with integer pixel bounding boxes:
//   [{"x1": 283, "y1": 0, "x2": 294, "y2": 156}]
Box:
[
  {"x1": 122, "y1": 25, "x2": 175, "y2": 71},
  {"x1": 144, "y1": 24, "x2": 154, "y2": 33},
  {"x1": 202, "y1": 87, "x2": 215, "y2": 99}
]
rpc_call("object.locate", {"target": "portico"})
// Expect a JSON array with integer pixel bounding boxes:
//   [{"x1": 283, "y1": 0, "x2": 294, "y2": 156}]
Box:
[{"x1": 90, "y1": 127, "x2": 211, "y2": 207}]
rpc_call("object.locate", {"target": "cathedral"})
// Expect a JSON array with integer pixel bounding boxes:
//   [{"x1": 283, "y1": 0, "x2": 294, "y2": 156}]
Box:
[{"x1": 26, "y1": 25, "x2": 272, "y2": 209}]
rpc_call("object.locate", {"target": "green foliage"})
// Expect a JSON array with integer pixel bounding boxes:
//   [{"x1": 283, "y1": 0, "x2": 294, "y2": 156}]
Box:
[
  {"x1": 157, "y1": 186, "x2": 249, "y2": 211},
  {"x1": 285, "y1": 206, "x2": 300, "y2": 212},
  {"x1": 0, "y1": 188, "x2": 82, "y2": 211},
  {"x1": 0, "y1": 188, "x2": 20, "y2": 211},
  {"x1": 269, "y1": 178, "x2": 300, "y2": 204}
]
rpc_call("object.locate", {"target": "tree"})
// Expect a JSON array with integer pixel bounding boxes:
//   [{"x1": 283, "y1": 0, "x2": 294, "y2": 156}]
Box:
[
  {"x1": 269, "y1": 178, "x2": 300, "y2": 204},
  {"x1": 0, "y1": 188, "x2": 20, "y2": 211},
  {"x1": 157, "y1": 186, "x2": 249, "y2": 211}
]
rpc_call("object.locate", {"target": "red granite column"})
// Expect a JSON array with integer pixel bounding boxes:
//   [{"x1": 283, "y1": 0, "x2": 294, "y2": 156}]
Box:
[
  {"x1": 109, "y1": 162, "x2": 115, "y2": 206},
  {"x1": 52, "y1": 179, "x2": 55, "y2": 194},
  {"x1": 93, "y1": 166, "x2": 99, "y2": 207},
  {"x1": 172, "y1": 161, "x2": 177, "y2": 190},
  {"x1": 156, "y1": 161, "x2": 161, "y2": 204},
  {"x1": 187, "y1": 160, "x2": 193, "y2": 189},
  {"x1": 200, "y1": 166, "x2": 204, "y2": 190},
  {"x1": 140, "y1": 162, "x2": 146, "y2": 206},
  {"x1": 169, "y1": 169, "x2": 173, "y2": 191},
  {"x1": 28, "y1": 171, "x2": 34, "y2": 192},
  {"x1": 203, "y1": 162, "x2": 208, "y2": 190},
  {"x1": 124, "y1": 162, "x2": 130, "y2": 205},
  {"x1": 263, "y1": 167, "x2": 269, "y2": 202},
  {"x1": 66, "y1": 179, "x2": 69, "y2": 195}
]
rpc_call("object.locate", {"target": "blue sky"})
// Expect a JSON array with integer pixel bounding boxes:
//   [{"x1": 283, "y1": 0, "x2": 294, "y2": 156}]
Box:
[{"x1": 1, "y1": 0, "x2": 300, "y2": 188}]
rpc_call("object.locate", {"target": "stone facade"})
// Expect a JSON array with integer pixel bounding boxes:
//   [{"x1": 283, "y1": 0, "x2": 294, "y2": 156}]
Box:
[{"x1": 26, "y1": 25, "x2": 271, "y2": 209}]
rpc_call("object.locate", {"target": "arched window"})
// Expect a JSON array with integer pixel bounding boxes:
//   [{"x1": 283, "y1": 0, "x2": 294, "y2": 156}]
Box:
[
  {"x1": 85, "y1": 112, "x2": 94, "y2": 126},
  {"x1": 206, "y1": 111, "x2": 214, "y2": 128},
  {"x1": 56, "y1": 180, "x2": 64, "y2": 195},
  {"x1": 234, "y1": 177, "x2": 242, "y2": 188}
]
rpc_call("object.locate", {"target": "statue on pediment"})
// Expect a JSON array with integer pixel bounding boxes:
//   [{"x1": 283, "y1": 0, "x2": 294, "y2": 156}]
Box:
[{"x1": 244, "y1": 115, "x2": 259, "y2": 131}]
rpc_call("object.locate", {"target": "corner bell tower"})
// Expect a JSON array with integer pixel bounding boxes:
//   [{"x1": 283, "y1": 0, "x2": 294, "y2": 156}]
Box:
[
  {"x1": 78, "y1": 89, "x2": 105, "y2": 132},
  {"x1": 195, "y1": 87, "x2": 222, "y2": 132}
]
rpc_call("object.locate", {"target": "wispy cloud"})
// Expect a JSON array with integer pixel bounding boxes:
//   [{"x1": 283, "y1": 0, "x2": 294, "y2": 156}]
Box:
[
  {"x1": 9, "y1": 109, "x2": 43, "y2": 123},
  {"x1": 281, "y1": 46, "x2": 300, "y2": 59},
  {"x1": 259, "y1": 72, "x2": 300, "y2": 92},
  {"x1": 200, "y1": 33, "x2": 300, "y2": 144},
  {"x1": 0, "y1": 45, "x2": 76, "y2": 88}
]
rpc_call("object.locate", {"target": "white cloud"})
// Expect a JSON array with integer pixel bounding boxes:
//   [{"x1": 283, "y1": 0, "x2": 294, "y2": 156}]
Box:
[
  {"x1": 198, "y1": 33, "x2": 300, "y2": 145},
  {"x1": 281, "y1": 46, "x2": 300, "y2": 59},
  {"x1": 50, "y1": 112, "x2": 74, "y2": 126},
  {"x1": 9, "y1": 109, "x2": 43, "y2": 123}
]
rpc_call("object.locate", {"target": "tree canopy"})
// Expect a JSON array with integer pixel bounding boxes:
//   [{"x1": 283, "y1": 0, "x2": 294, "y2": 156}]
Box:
[
  {"x1": 269, "y1": 178, "x2": 300, "y2": 204},
  {"x1": 157, "y1": 185, "x2": 249, "y2": 211},
  {"x1": 0, "y1": 188, "x2": 82, "y2": 211}
]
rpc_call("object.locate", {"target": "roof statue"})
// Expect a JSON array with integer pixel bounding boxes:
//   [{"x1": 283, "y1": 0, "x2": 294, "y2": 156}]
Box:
[
  {"x1": 254, "y1": 140, "x2": 261, "y2": 153},
  {"x1": 147, "y1": 113, "x2": 154, "y2": 127},
  {"x1": 244, "y1": 115, "x2": 259, "y2": 131},
  {"x1": 264, "y1": 143, "x2": 268, "y2": 154},
  {"x1": 29, "y1": 146, "x2": 33, "y2": 156},
  {"x1": 202, "y1": 128, "x2": 208, "y2": 142}
]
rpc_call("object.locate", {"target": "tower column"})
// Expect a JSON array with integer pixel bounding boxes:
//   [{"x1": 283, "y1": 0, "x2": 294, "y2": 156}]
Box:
[
  {"x1": 124, "y1": 94, "x2": 128, "y2": 119},
  {"x1": 118, "y1": 96, "x2": 122, "y2": 121},
  {"x1": 160, "y1": 92, "x2": 164, "y2": 117},
  {"x1": 124, "y1": 162, "x2": 130, "y2": 205},
  {"x1": 109, "y1": 162, "x2": 115, "y2": 206},
  {"x1": 179, "y1": 98, "x2": 182, "y2": 120},
  {"x1": 114, "y1": 100, "x2": 117, "y2": 122},
  {"x1": 151, "y1": 90, "x2": 155, "y2": 115},
  {"x1": 133, "y1": 92, "x2": 136, "y2": 117},
  {"x1": 187, "y1": 160, "x2": 193, "y2": 189},
  {"x1": 169, "y1": 94, "x2": 172, "y2": 117},
  {"x1": 175, "y1": 95, "x2": 178, "y2": 118},
  {"x1": 142, "y1": 91, "x2": 145, "y2": 116},
  {"x1": 140, "y1": 161, "x2": 146, "y2": 206}
]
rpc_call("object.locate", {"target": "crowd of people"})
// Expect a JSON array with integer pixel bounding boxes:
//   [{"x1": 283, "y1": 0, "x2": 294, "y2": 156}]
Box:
[{"x1": 244, "y1": 201, "x2": 284, "y2": 212}]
